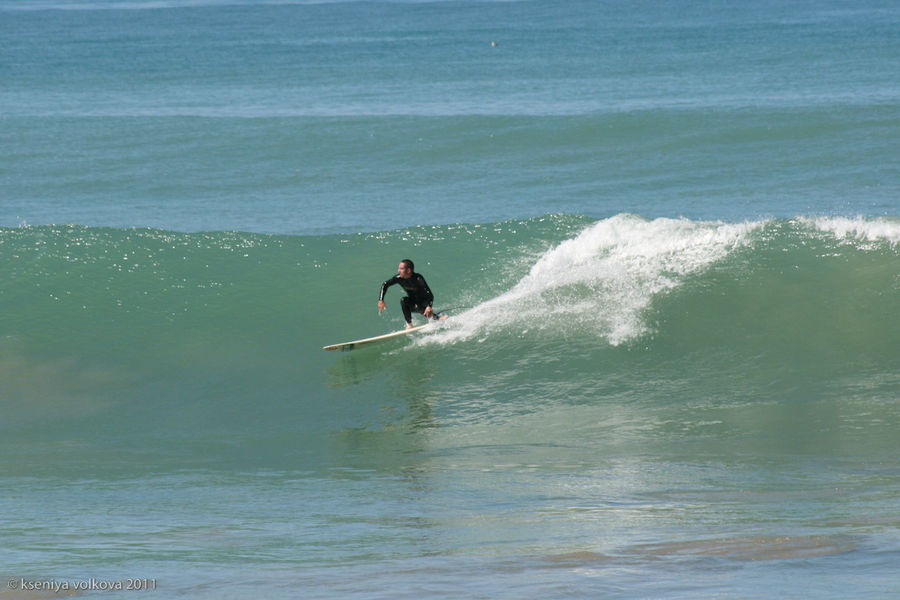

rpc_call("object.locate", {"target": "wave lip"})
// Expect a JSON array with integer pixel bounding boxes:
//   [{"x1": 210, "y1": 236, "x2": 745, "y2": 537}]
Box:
[{"x1": 430, "y1": 214, "x2": 764, "y2": 347}]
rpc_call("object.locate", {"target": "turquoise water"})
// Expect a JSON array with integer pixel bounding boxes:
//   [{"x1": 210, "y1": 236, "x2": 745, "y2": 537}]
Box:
[{"x1": 2, "y1": 1, "x2": 900, "y2": 598}]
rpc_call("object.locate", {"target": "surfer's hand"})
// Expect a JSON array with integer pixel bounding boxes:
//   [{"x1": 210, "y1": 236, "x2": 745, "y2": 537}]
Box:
[
  {"x1": 424, "y1": 306, "x2": 433, "y2": 318},
  {"x1": 378, "y1": 300, "x2": 386, "y2": 314}
]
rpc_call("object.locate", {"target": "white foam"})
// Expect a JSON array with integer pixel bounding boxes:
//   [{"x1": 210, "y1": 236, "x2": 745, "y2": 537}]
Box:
[
  {"x1": 803, "y1": 216, "x2": 900, "y2": 247},
  {"x1": 425, "y1": 214, "x2": 763, "y2": 348}
]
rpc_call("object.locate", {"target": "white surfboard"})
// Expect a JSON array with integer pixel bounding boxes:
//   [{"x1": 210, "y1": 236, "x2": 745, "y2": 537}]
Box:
[{"x1": 323, "y1": 323, "x2": 432, "y2": 352}]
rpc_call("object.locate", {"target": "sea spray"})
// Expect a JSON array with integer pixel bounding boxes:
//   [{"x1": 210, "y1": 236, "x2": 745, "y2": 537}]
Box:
[{"x1": 424, "y1": 215, "x2": 763, "y2": 347}]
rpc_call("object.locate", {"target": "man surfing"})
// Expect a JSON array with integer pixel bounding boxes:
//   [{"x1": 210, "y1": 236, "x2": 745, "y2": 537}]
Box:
[{"x1": 378, "y1": 259, "x2": 447, "y2": 329}]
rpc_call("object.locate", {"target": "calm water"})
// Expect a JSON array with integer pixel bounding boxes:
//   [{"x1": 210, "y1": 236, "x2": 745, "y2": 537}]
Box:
[{"x1": 2, "y1": 1, "x2": 899, "y2": 598}]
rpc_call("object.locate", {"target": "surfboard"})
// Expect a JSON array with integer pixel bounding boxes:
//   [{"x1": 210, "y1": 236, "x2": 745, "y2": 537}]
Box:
[{"x1": 322, "y1": 323, "x2": 432, "y2": 352}]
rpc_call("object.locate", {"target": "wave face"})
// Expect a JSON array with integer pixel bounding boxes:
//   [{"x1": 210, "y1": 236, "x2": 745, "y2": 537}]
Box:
[{"x1": 3, "y1": 214, "x2": 898, "y2": 470}]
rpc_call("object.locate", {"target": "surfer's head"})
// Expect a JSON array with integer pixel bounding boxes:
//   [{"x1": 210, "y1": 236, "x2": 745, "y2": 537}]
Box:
[{"x1": 398, "y1": 259, "x2": 415, "y2": 278}]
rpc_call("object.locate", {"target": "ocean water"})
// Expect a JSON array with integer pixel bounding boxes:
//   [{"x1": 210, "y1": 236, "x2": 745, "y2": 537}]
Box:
[{"x1": 2, "y1": 1, "x2": 899, "y2": 598}]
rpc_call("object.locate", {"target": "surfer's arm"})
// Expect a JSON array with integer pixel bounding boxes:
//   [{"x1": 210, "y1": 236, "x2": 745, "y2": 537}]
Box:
[
  {"x1": 379, "y1": 275, "x2": 400, "y2": 302},
  {"x1": 378, "y1": 275, "x2": 400, "y2": 313}
]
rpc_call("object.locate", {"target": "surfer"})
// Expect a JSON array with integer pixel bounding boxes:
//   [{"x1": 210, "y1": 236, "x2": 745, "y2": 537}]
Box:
[{"x1": 378, "y1": 259, "x2": 445, "y2": 329}]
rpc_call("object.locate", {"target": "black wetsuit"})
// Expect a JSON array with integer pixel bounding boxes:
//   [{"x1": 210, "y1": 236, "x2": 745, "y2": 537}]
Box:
[{"x1": 380, "y1": 272, "x2": 439, "y2": 324}]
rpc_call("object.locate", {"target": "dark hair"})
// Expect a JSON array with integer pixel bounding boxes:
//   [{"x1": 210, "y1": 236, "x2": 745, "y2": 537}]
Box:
[{"x1": 400, "y1": 259, "x2": 414, "y2": 272}]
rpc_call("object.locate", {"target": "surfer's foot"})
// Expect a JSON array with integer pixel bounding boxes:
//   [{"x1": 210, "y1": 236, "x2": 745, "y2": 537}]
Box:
[
  {"x1": 406, "y1": 323, "x2": 414, "y2": 329},
  {"x1": 438, "y1": 315, "x2": 448, "y2": 321}
]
